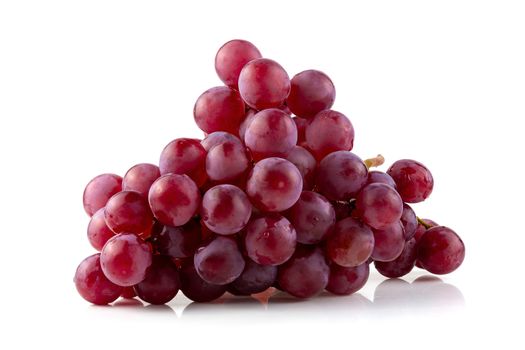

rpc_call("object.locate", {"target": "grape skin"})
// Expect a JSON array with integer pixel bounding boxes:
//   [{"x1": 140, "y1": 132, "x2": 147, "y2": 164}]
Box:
[
  {"x1": 277, "y1": 245, "x2": 330, "y2": 299},
  {"x1": 246, "y1": 157, "x2": 303, "y2": 212},
  {"x1": 238, "y1": 58, "x2": 291, "y2": 110},
  {"x1": 315, "y1": 151, "x2": 368, "y2": 201}
]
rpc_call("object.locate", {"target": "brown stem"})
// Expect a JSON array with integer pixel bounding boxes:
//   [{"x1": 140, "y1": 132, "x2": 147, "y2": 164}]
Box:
[{"x1": 364, "y1": 154, "x2": 385, "y2": 169}]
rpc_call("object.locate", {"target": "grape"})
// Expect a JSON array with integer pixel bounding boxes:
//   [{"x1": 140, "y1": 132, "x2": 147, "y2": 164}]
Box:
[
  {"x1": 246, "y1": 157, "x2": 303, "y2": 212},
  {"x1": 332, "y1": 201, "x2": 352, "y2": 221},
  {"x1": 285, "y1": 146, "x2": 316, "y2": 190},
  {"x1": 387, "y1": 159, "x2": 434, "y2": 203},
  {"x1": 326, "y1": 217, "x2": 374, "y2": 267},
  {"x1": 414, "y1": 218, "x2": 439, "y2": 242},
  {"x1": 228, "y1": 260, "x2": 277, "y2": 295},
  {"x1": 413, "y1": 218, "x2": 438, "y2": 268},
  {"x1": 194, "y1": 236, "x2": 245, "y2": 285},
  {"x1": 238, "y1": 109, "x2": 257, "y2": 141},
  {"x1": 286, "y1": 191, "x2": 335, "y2": 244},
  {"x1": 315, "y1": 151, "x2": 368, "y2": 201},
  {"x1": 366, "y1": 170, "x2": 397, "y2": 188},
  {"x1": 201, "y1": 131, "x2": 238, "y2": 151},
  {"x1": 120, "y1": 287, "x2": 136, "y2": 299},
  {"x1": 244, "y1": 214, "x2": 297, "y2": 266},
  {"x1": 287, "y1": 70, "x2": 336, "y2": 118},
  {"x1": 201, "y1": 184, "x2": 252, "y2": 235},
  {"x1": 206, "y1": 137, "x2": 250, "y2": 182},
  {"x1": 148, "y1": 174, "x2": 201, "y2": 227},
  {"x1": 355, "y1": 183, "x2": 403, "y2": 230},
  {"x1": 100, "y1": 233, "x2": 153, "y2": 287},
  {"x1": 159, "y1": 138, "x2": 207, "y2": 187},
  {"x1": 371, "y1": 222, "x2": 405, "y2": 262},
  {"x1": 417, "y1": 226, "x2": 465, "y2": 275},
  {"x1": 122, "y1": 163, "x2": 160, "y2": 197},
  {"x1": 326, "y1": 263, "x2": 369, "y2": 296},
  {"x1": 277, "y1": 245, "x2": 330, "y2": 299},
  {"x1": 74, "y1": 254, "x2": 123, "y2": 305},
  {"x1": 215, "y1": 39, "x2": 262, "y2": 88},
  {"x1": 104, "y1": 191, "x2": 154, "y2": 235},
  {"x1": 374, "y1": 238, "x2": 417, "y2": 278},
  {"x1": 244, "y1": 108, "x2": 297, "y2": 161},
  {"x1": 134, "y1": 255, "x2": 180, "y2": 305},
  {"x1": 152, "y1": 219, "x2": 201, "y2": 258},
  {"x1": 238, "y1": 58, "x2": 291, "y2": 110},
  {"x1": 87, "y1": 208, "x2": 115, "y2": 251},
  {"x1": 194, "y1": 86, "x2": 245, "y2": 134},
  {"x1": 400, "y1": 203, "x2": 417, "y2": 240},
  {"x1": 179, "y1": 261, "x2": 226, "y2": 302},
  {"x1": 292, "y1": 117, "x2": 309, "y2": 147},
  {"x1": 305, "y1": 110, "x2": 354, "y2": 160},
  {"x1": 83, "y1": 173, "x2": 122, "y2": 216},
  {"x1": 277, "y1": 103, "x2": 292, "y2": 116}
]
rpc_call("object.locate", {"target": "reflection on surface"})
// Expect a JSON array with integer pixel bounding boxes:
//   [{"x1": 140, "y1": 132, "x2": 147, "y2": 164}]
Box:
[{"x1": 88, "y1": 275, "x2": 464, "y2": 320}]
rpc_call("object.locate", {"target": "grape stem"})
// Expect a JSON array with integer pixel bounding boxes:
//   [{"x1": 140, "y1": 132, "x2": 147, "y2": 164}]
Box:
[
  {"x1": 364, "y1": 154, "x2": 385, "y2": 169},
  {"x1": 417, "y1": 217, "x2": 433, "y2": 229}
]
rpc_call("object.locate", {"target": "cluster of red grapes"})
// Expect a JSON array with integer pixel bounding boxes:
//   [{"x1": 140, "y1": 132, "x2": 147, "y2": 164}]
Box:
[{"x1": 74, "y1": 39, "x2": 465, "y2": 306}]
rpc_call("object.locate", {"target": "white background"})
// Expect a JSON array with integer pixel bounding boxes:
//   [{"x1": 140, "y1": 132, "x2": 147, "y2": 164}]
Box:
[{"x1": 1, "y1": 0, "x2": 524, "y2": 349}]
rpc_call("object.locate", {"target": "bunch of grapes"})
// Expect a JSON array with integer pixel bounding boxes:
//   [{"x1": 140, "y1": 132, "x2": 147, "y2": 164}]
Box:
[{"x1": 74, "y1": 39, "x2": 465, "y2": 305}]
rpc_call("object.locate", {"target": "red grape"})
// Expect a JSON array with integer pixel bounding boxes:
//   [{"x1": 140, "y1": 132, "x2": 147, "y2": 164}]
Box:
[
  {"x1": 326, "y1": 217, "x2": 375, "y2": 267},
  {"x1": 201, "y1": 184, "x2": 252, "y2": 235},
  {"x1": 371, "y1": 222, "x2": 405, "y2": 262},
  {"x1": 179, "y1": 262, "x2": 226, "y2": 302},
  {"x1": 104, "y1": 191, "x2": 153, "y2": 235},
  {"x1": 246, "y1": 157, "x2": 303, "y2": 212},
  {"x1": 286, "y1": 191, "x2": 335, "y2": 244},
  {"x1": 120, "y1": 287, "x2": 136, "y2": 299},
  {"x1": 244, "y1": 214, "x2": 297, "y2": 266},
  {"x1": 413, "y1": 218, "x2": 438, "y2": 268},
  {"x1": 152, "y1": 219, "x2": 202, "y2": 258},
  {"x1": 159, "y1": 138, "x2": 207, "y2": 187},
  {"x1": 332, "y1": 201, "x2": 352, "y2": 221},
  {"x1": 194, "y1": 236, "x2": 245, "y2": 285},
  {"x1": 375, "y1": 238, "x2": 417, "y2": 278},
  {"x1": 201, "y1": 131, "x2": 238, "y2": 151},
  {"x1": 400, "y1": 203, "x2": 417, "y2": 240},
  {"x1": 387, "y1": 159, "x2": 434, "y2": 203},
  {"x1": 238, "y1": 58, "x2": 291, "y2": 110},
  {"x1": 83, "y1": 173, "x2": 122, "y2": 217},
  {"x1": 134, "y1": 255, "x2": 180, "y2": 305},
  {"x1": 355, "y1": 183, "x2": 403, "y2": 230},
  {"x1": 285, "y1": 146, "x2": 316, "y2": 190},
  {"x1": 326, "y1": 262, "x2": 369, "y2": 296},
  {"x1": 87, "y1": 208, "x2": 115, "y2": 251},
  {"x1": 206, "y1": 137, "x2": 250, "y2": 182},
  {"x1": 100, "y1": 233, "x2": 153, "y2": 286},
  {"x1": 277, "y1": 245, "x2": 330, "y2": 299},
  {"x1": 315, "y1": 151, "x2": 368, "y2": 201},
  {"x1": 148, "y1": 174, "x2": 201, "y2": 227},
  {"x1": 366, "y1": 170, "x2": 397, "y2": 188},
  {"x1": 287, "y1": 70, "x2": 336, "y2": 118},
  {"x1": 244, "y1": 108, "x2": 297, "y2": 161},
  {"x1": 74, "y1": 254, "x2": 123, "y2": 305},
  {"x1": 228, "y1": 260, "x2": 277, "y2": 295},
  {"x1": 122, "y1": 163, "x2": 160, "y2": 197},
  {"x1": 238, "y1": 109, "x2": 257, "y2": 141},
  {"x1": 194, "y1": 86, "x2": 245, "y2": 134},
  {"x1": 292, "y1": 116, "x2": 309, "y2": 147},
  {"x1": 305, "y1": 110, "x2": 354, "y2": 160},
  {"x1": 215, "y1": 39, "x2": 262, "y2": 88},
  {"x1": 417, "y1": 226, "x2": 465, "y2": 274}
]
